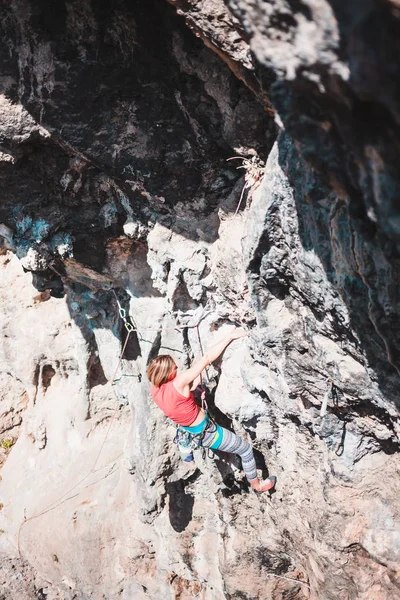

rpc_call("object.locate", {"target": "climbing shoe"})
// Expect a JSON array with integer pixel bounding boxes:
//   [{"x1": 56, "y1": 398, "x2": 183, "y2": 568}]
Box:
[{"x1": 253, "y1": 476, "x2": 277, "y2": 494}]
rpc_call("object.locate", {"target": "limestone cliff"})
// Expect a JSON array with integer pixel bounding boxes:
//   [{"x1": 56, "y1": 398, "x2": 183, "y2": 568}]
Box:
[{"x1": 0, "y1": 1, "x2": 399, "y2": 599}]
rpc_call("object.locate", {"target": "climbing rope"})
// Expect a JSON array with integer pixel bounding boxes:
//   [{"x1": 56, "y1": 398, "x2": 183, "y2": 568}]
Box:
[
  {"x1": 199, "y1": 371, "x2": 208, "y2": 411},
  {"x1": 194, "y1": 319, "x2": 208, "y2": 411}
]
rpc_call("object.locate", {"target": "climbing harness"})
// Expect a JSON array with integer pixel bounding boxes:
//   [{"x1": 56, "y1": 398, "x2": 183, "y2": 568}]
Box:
[
  {"x1": 174, "y1": 412, "x2": 219, "y2": 462},
  {"x1": 174, "y1": 428, "x2": 200, "y2": 462}
]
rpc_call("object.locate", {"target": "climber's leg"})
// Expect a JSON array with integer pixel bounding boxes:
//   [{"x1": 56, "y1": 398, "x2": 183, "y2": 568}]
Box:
[{"x1": 201, "y1": 425, "x2": 276, "y2": 492}]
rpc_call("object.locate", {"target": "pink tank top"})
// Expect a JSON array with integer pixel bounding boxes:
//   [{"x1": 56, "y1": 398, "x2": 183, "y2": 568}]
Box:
[{"x1": 150, "y1": 381, "x2": 199, "y2": 426}]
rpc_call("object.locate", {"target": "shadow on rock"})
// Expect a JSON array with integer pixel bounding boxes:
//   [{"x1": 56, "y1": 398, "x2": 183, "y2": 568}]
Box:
[
  {"x1": 166, "y1": 479, "x2": 195, "y2": 532},
  {"x1": 276, "y1": 133, "x2": 400, "y2": 410}
]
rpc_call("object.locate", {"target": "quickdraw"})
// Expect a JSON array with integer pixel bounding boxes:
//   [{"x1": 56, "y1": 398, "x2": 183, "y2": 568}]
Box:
[{"x1": 112, "y1": 289, "x2": 136, "y2": 333}]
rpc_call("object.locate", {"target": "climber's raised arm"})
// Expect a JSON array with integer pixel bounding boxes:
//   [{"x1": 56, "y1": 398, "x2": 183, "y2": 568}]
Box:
[
  {"x1": 174, "y1": 327, "x2": 247, "y2": 392},
  {"x1": 190, "y1": 374, "x2": 202, "y2": 391}
]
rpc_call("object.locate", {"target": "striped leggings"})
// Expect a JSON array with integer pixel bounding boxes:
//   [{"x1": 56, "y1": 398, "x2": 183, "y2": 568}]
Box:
[{"x1": 201, "y1": 423, "x2": 258, "y2": 482}]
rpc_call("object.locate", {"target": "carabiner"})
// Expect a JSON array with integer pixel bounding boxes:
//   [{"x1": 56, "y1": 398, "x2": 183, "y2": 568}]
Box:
[{"x1": 124, "y1": 321, "x2": 135, "y2": 333}]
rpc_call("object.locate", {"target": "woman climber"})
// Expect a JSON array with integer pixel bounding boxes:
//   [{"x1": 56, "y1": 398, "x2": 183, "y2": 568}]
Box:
[{"x1": 147, "y1": 327, "x2": 276, "y2": 494}]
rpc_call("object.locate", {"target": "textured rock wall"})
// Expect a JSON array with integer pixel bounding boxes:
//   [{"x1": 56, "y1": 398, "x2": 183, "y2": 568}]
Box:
[{"x1": 0, "y1": 1, "x2": 399, "y2": 599}]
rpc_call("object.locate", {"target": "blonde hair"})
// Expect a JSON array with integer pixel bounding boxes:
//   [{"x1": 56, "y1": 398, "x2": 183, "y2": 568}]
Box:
[{"x1": 147, "y1": 355, "x2": 176, "y2": 387}]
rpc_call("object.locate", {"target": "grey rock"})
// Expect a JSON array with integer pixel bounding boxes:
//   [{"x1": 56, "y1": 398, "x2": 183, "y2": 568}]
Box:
[{"x1": 0, "y1": 1, "x2": 399, "y2": 600}]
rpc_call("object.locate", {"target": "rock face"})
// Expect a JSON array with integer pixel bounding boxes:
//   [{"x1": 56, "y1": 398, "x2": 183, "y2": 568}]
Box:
[{"x1": 0, "y1": 1, "x2": 399, "y2": 600}]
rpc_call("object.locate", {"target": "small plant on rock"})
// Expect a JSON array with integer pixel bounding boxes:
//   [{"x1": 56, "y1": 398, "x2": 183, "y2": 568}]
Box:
[
  {"x1": 227, "y1": 155, "x2": 265, "y2": 215},
  {"x1": 0, "y1": 438, "x2": 14, "y2": 450}
]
